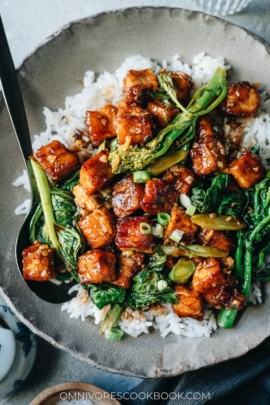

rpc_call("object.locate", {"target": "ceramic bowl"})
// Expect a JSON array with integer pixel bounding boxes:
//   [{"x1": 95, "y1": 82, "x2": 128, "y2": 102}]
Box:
[
  {"x1": 0, "y1": 7, "x2": 270, "y2": 378},
  {"x1": 0, "y1": 295, "x2": 37, "y2": 401}
]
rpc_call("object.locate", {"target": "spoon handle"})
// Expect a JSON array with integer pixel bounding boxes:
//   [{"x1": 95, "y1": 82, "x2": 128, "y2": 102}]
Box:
[{"x1": 0, "y1": 16, "x2": 33, "y2": 159}]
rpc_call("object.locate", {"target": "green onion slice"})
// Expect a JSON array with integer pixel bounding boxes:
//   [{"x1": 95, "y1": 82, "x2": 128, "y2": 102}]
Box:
[
  {"x1": 169, "y1": 229, "x2": 184, "y2": 243},
  {"x1": 140, "y1": 222, "x2": 151, "y2": 235},
  {"x1": 151, "y1": 223, "x2": 164, "y2": 238},
  {"x1": 186, "y1": 204, "x2": 196, "y2": 216},
  {"x1": 105, "y1": 327, "x2": 124, "y2": 341},
  {"x1": 157, "y1": 280, "x2": 168, "y2": 291},
  {"x1": 133, "y1": 170, "x2": 151, "y2": 183},
  {"x1": 157, "y1": 212, "x2": 170, "y2": 226}
]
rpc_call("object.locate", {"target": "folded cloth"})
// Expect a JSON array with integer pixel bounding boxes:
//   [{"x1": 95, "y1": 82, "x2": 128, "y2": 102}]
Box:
[{"x1": 121, "y1": 337, "x2": 270, "y2": 405}]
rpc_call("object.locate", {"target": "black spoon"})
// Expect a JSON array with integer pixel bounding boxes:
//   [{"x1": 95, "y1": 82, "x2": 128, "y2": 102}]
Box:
[{"x1": 0, "y1": 16, "x2": 75, "y2": 303}]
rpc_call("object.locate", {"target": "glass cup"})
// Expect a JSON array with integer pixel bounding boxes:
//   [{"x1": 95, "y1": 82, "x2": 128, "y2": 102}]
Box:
[{"x1": 193, "y1": 0, "x2": 253, "y2": 16}]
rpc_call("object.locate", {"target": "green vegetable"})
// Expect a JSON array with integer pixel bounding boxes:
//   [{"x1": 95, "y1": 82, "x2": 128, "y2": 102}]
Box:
[
  {"x1": 151, "y1": 223, "x2": 164, "y2": 238},
  {"x1": 29, "y1": 158, "x2": 83, "y2": 279},
  {"x1": 146, "y1": 150, "x2": 189, "y2": 177},
  {"x1": 157, "y1": 213, "x2": 170, "y2": 226},
  {"x1": 57, "y1": 170, "x2": 80, "y2": 192},
  {"x1": 217, "y1": 192, "x2": 248, "y2": 219},
  {"x1": 88, "y1": 284, "x2": 126, "y2": 309},
  {"x1": 186, "y1": 204, "x2": 196, "y2": 216},
  {"x1": 133, "y1": 170, "x2": 151, "y2": 183},
  {"x1": 100, "y1": 304, "x2": 124, "y2": 337},
  {"x1": 140, "y1": 222, "x2": 151, "y2": 235},
  {"x1": 160, "y1": 244, "x2": 228, "y2": 258},
  {"x1": 105, "y1": 327, "x2": 124, "y2": 341},
  {"x1": 126, "y1": 271, "x2": 179, "y2": 310},
  {"x1": 109, "y1": 68, "x2": 227, "y2": 174},
  {"x1": 147, "y1": 248, "x2": 167, "y2": 271},
  {"x1": 168, "y1": 258, "x2": 196, "y2": 283},
  {"x1": 191, "y1": 174, "x2": 228, "y2": 213},
  {"x1": 191, "y1": 214, "x2": 246, "y2": 231}
]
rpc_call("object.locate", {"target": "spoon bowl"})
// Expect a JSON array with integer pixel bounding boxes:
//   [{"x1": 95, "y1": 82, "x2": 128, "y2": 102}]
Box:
[{"x1": 0, "y1": 17, "x2": 75, "y2": 304}]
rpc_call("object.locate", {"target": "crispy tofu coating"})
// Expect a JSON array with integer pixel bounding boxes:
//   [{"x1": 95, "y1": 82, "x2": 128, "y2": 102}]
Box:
[
  {"x1": 112, "y1": 175, "x2": 144, "y2": 217},
  {"x1": 196, "y1": 116, "x2": 222, "y2": 140},
  {"x1": 115, "y1": 216, "x2": 155, "y2": 253},
  {"x1": 78, "y1": 250, "x2": 116, "y2": 284},
  {"x1": 78, "y1": 208, "x2": 116, "y2": 249},
  {"x1": 228, "y1": 148, "x2": 266, "y2": 189},
  {"x1": 123, "y1": 69, "x2": 159, "y2": 94},
  {"x1": 170, "y1": 71, "x2": 194, "y2": 104},
  {"x1": 73, "y1": 184, "x2": 103, "y2": 212},
  {"x1": 22, "y1": 242, "x2": 56, "y2": 281},
  {"x1": 173, "y1": 285, "x2": 204, "y2": 321},
  {"x1": 141, "y1": 179, "x2": 178, "y2": 215},
  {"x1": 116, "y1": 103, "x2": 154, "y2": 145},
  {"x1": 198, "y1": 229, "x2": 235, "y2": 252},
  {"x1": 112, "y1": 252, "x2": 145, "y2": 289},
  {"x1": 220, "y1": 81, "x2": 260, "y2": 116},
  {"x1": 164, "y1": 206, "x2": 198, "y2": 243},
  {"x1": 34, "y1": 140, "x2": 79, "y2": 183},
  {"x1": 86, "y1": 104, "x2": 118, "y2": 146},
  {"x1": 147, "y1": 100, "x2": 179, "y2": 128},
  {"x1": 163, "y1": 165, "x2": 196, "y2": 195},
  {"x1": 191, "y1": 136, "x2": 227, "y2": 176},
  {"x1": 192, "y1": 258, "x2": 245, "y2": 310},
  {"x1": 80, "y1": 150, "x2": 115, "y2": 195}
]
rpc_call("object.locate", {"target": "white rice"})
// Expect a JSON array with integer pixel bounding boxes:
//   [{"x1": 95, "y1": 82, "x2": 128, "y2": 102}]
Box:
[{"x1": 13, "y1": 52, "x2": 266, "y2": 337}]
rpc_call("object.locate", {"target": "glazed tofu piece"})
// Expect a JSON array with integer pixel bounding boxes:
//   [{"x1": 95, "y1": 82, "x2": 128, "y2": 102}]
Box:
[
  {"x1": 78, "y1": 250, "x2": 116, "y2": 284},
  {"x1": 141, "y1": 179, "x2": 178, "y2": 215},
  {"x1": 198, "y1": 229, "x2": 235, "y2": 252},
  {"x1": 163, "y1": 165, "x2": 196, "y2": 195},
  {"x1": 164, "y1": 206, "x2": 198, "y2": 243},
  {"x1": 203, "y1": 275, "x2": 246, "y2": 310},
  {"x1": 86, "y1": 104, "x2": 118, "y2": 146},
  {"x1": 78, "y1": 208, "x2": 116, "y2": 249},
  {"x1": 116, "y1": 104, "x2": 154, "y2": 145},
  {"x1": 73, "y1": 184, "x2": 103, "y2": 212},
  {"x1": 34, "y1": 140, "x2": 79, "y2": 183},
  {"x1": 191, "y1": 136, "x2": 227, "y2": 176},
  {"x1": 22, "y1": 242, "x2": 56, "y2": 281},
  {"x1": 228, "y1": 148, "x2": 266, "y2": 189},
  {"x1": 112, "y1": 252, "x2": 145, "y2": 289},
  {"x1": 147, "y1": 100, "x2": 179, "y2": 128},
  {"x1": 123, "y1": 69, "x2": 159, "y2": 94},
  {"x1": 220, "y1": 81, "x2": 260, "y2": 116},
  {"x1": 112, "y1": 175, "x2": 144, "y2": 217},
  {"x1": 192, "y1": 258, "x2": 226, "y2": 295},
  {"x1": 196, "y1": 116, "x2": 222, "y2": 140},
  {"x1": 80, "y1": 150, "x2": 115, "y2": 195},
  {"x1": 115, "y1": 216, "x2": 155, "y2": 253},
  {"x1": 173, "y1": 285, "x2": 204, "y2": 321},
  {"x1": 170, "y1": 71, "x2": 194, "y2": 104}
]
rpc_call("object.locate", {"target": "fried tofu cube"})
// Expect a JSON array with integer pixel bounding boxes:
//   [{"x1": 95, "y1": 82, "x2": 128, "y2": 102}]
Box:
[
  {"x1": 198, "y1": 229, "x2": 235, "y2": 252},
  {"x1": 164, "y1": 206, "x2": 198, "y2": 243},
  {"x1": 141, "y1": 179, "x2": 178, "y2": 215},
  {"x1": 115, "y1": 216, "x2": 155, "y2": 253},
  {"x1": 86, "y1": 104, "x2": 118, "y2": 146},
  {"x1": 229, "y1": 148, "x2": 266, "y2": 188},
  {"x1": 78, "y1": 250, "x2": 116, "y2": 284},
  {"x1": 192, "y1": 258, "x2": 225, "y2": 294},
  {"x1": 173, "y1": 285, "x2": 204, "y2": 321},
  {"x1": 163, "y1": 165, "x2": 196, "y2": 195},
  {"x1": 196, "y1": 116, "x2": 222, "y2": 140},
  {"x1": 220, "y1": 81, "x2": 260, "y2": 116},
  {"x1": 170, "y1": 71, "x2": 194, "y2": 104},
  {"x1": 116, "y1": 104, "x2": 154, "y2": 145},
  {"x1": 191, "y1": 136, "x2": 227, "y2": 176},
  {"x1": 78, "y1": 208, "x2": 116, "y2": 249},
  {"x1": 22, "y1": 242, "x2": 56, "y2": 281},
  {"x1": 112, "y1": 175, "x2": 144, "y2": 217},
  {"x1": 147, "y1": 100, "x2": 179, "y2": 128},
  {"x1": 80, "y1": 150, "x2": 115, "y2": 194},
  {"x1": 34, "y1": 140, "x2": 79, "y2": 183},
  {"x1": 123, "y1": 69, "x2": 159, "y2": 93},
  {"x1": 112, "y1": 252, "x2": 145, "y2": 289},
  {"x1": 73, "y1": 184, "x2": 103, "y2": 212}
]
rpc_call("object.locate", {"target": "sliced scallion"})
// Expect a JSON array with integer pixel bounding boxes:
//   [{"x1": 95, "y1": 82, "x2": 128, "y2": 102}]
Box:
[
  {"x1": 140, "y1": 222, "x2": 151, "y2": 235},
  {"x1": 157, "y1": 212, "x2": 170, "y2": 226},
  {"x1": 157, "y1": 280, "x2": 168, "y2": 291},
  {"x1": 151, "y1": 223, "x2": 164, "y2": 238},
  {"x1": 133, "y1": 170, "x2": 151, "y2": 183},
  {"x1": 186, "y1": 204, "x2": 196, "y2": 216},
  {"x1": 169, "y1": 229, "x2": 184, "y2": 243},
  {"x1": 105, "y1": 327, "x2": 124, "y2": 341},
  {"x1": 179, "y1": 193, "x2": 191, "y2": 208}
]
